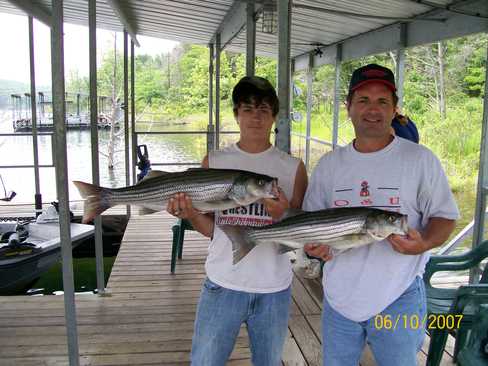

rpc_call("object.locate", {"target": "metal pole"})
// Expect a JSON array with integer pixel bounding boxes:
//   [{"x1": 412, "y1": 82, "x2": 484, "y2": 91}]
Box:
[
  {"x1": 131, "y1": 40, "x2": 137, "y2": 184},
  {"x1": 76, "y1": 93, "x2": 80, "y2": 117},
  {"x1": 28, "y1": 16, "x2": 42, "y2": 216},
  {"x1": 470, "y1": 42, "x2": 488, "y2": 283},
  {"x1": 305, "y1": 54, "x2": 313, "y2": 169},
  {"x1": 51, "y1": 1, "x2": 80, "y2": 364},
  {"x1": 207, "y1": 43, "x2": 215, "y2": 153},
  {"x1": 215, "y1": 33, "x2": 221, "y2": 150},
  {"x1": 123, "y1": 31, "x2": 131, "y2": 218},
  {"x1": 89, "y1": 0, "x2": 105, "y2": 295},
  {"x1": 332, "y1": 44, "x2": 342, "y2": 149},
  {"x1": 246, "y1": 1, "x2": 256, "y2": 76},
  {"x1": 276, "y1": 0, "x2": 291, "y2": 153},
  {"x1": 395, "y1": 23, "x2": 407, "y2": 110}
]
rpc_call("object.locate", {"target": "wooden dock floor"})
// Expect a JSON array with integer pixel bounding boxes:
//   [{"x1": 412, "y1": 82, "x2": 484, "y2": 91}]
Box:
[{"x1": 0, "y1": 212, "x2": 459, "y2": 365}]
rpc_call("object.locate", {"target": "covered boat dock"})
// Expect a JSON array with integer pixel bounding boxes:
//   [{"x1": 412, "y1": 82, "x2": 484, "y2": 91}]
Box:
[{"x1": 0, "y1": 0, "x2": 487, "y2": 365}]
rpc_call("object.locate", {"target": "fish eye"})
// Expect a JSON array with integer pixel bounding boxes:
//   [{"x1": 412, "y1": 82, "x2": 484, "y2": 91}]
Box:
[
  {"x1": 257, "y1": 179, "x2": 265, "y2": 186},
  {"x1": 388, "y1": 215, "x2": 396, "y2": 223}
]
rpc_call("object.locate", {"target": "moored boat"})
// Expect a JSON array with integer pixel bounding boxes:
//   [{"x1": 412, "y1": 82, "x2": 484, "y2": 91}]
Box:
[{"x1": 0, "y1": 221, "x2": 94, "y2": 294}]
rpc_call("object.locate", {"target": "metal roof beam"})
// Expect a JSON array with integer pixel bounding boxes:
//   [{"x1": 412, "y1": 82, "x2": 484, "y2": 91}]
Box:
[
  {"x1": 105, "y1": 0, "x2": 140, "y2": 47},
  {"x1": 213, "y1": 0, "x2": 260, "y2": 50},
  {"x1": 294, "y1": 0, "x2": 488, "y2": 71},
  {"x1": 6, "y1": 0, "x2": 51, "y2": 27}
]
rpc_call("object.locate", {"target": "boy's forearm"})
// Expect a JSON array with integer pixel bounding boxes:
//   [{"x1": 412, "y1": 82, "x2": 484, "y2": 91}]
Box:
[{"x1": 188, "y1": 213, "x2": 215, "y2": 238}]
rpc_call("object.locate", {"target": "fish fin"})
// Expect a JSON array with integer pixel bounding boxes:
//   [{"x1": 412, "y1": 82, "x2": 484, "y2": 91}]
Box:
[
  {"x1": 135, "y1": 170, "x2": 169, "y2": 185},
  {"x1": 218, "y1": 225, "x2": 256, "y2": 264},
  {"x1": 137, "y1": 207, "x2": 160, "y2": 215},
  {"x1": 186, "y1": 168, "x2": 206, "y2": 171},
  {"x1": 73, "y1": 181, "x2": 112, "y2": 223},
  {"x1": 277, "y1": 243, "x2": 295, "y2": 254},
  {"x1": 280, "y1": 208, "x2": 305, "y2": 220},
  {"x1": 193, "y1": 199, "x2": 237, "y2": 212},
  {"x1": 366, "y1": 230, "x2": 385, "y2": 242}
]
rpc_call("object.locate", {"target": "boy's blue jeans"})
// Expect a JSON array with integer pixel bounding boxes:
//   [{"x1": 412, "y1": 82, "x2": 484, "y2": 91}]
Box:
[
  {"x1": 191, "y1": 278, "x2": 291, "y2": 366},
  {"x1": 322, "y1": 276, "x2": 427, "y2": 366}
]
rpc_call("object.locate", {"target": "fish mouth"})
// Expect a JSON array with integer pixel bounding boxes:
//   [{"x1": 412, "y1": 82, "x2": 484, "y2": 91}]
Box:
[
  {"x1": 262, "y1": 179, "x2": 279, "y2": 199},
  {"x1": 399, "y1": 215, "x2": 408, "y2": 234},
  {"x1": 270, "y1": 179, "x2": 279, "y2": 198}
]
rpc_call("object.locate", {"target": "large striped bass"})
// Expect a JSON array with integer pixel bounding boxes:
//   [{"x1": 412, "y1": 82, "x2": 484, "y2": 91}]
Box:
[
  {"x1": 73, "y1": 168, "x2": 277, "y2": 224},
  {"x1": 219, "y1": 207, "x2": 408, "y2": 264}
]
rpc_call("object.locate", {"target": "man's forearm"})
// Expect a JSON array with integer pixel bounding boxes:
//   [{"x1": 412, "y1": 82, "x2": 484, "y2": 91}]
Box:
[{"x1": 422, "y1": 217, "x2": 456, "y2": 251}]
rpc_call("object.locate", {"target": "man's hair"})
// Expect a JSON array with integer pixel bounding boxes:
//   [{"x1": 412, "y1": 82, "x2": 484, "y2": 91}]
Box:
[{"x1": 232, "y1": 76, "x2": 279, "y2": 116}]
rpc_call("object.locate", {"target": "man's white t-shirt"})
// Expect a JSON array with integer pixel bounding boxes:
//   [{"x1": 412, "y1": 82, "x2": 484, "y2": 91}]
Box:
[{"x1": 303, "y1": 137, "x2": 459, "y2": 321}]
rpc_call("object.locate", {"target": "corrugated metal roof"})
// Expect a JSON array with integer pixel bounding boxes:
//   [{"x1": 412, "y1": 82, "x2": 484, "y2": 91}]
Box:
[{"x1": 0, "y1": 0, "x2": 484, "y2": 58}]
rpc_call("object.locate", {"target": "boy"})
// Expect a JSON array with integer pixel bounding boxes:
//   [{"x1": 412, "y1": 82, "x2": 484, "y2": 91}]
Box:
[{"x1": 167, "y1": 76, "x2": 307, "y2": 366}]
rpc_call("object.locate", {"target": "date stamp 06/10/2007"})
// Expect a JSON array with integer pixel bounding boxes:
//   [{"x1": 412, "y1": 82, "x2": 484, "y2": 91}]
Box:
[{"x1": 374, "y1": 314, "x2": 464, "y2": 331}]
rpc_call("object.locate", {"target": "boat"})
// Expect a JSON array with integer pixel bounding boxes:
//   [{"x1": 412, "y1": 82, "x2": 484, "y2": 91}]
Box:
[{"x1": 0, "y1": 220, "x2": 94, "y2": 294}]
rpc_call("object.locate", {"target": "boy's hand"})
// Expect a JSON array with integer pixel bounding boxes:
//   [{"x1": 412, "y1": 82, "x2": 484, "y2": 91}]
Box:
[
  {"x1": 167, "y1": 193, "x2": 199, "y2": 220},
  {"x1": 262, "y1": 187, "x2": 290, "y2": 221}
]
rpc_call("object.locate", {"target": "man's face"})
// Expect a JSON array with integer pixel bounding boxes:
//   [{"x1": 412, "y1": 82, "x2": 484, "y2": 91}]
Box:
[
  {"x1": 235, "y1": 99, "x2": 275, "y2": 139},
  {"x1": 347, "y1": 83, "x2": 396, "y2": 139}
]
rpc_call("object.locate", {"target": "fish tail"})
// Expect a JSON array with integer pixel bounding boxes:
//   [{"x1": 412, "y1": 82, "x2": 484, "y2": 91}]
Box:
[
  {"x1": 73, "y1": 181, "x2": 112, "y2": 223},
  {"x1": 219, "y1": 225, "x2": 256, "y2": 264}
]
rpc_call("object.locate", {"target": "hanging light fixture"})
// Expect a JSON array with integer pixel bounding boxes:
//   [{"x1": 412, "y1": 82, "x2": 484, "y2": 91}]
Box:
[{"x1": 261, "y1": 0, "x2": 277, "y2": 35}]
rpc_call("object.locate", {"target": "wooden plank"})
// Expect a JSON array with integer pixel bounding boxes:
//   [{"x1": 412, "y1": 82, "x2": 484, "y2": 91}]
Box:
[
  {"x1": 282, "y1": 329, "x2": 307, "y2": 366},
  {"x1": 291, "y1": 277, "x2": 321, "y2": 316},
  {"x1": 288, "y1": 315, "x2": 322, "y2": 366}
]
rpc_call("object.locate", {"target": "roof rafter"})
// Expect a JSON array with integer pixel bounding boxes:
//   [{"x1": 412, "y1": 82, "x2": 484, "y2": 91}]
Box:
[
  {"x1": 106, "y1": 0, "x2": 140, "y2": 47},
  {"x1": 6, "y1": 0, "x2": 51, "y2": 27},
  {"x1": 212, "y1": 0, "x2": 260, "y2": 49}
]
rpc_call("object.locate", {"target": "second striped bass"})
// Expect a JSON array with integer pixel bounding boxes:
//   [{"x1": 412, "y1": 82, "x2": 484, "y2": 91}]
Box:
[
  {"x1": 74, "y1": 168, "x2": 277, "y2": 223},
  {"x1": 219, "y1": 207, "x2": 408, "y2": 264}
]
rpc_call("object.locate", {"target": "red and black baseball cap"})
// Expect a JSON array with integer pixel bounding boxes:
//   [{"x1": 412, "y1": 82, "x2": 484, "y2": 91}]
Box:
[{"x1": 348, "y1": 64, "x2": 396, "y2": 93}]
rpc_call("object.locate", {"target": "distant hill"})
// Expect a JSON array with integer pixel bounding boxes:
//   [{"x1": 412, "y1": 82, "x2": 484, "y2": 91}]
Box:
[{"x1": 0, "y1": 79, "x2": 51, "y2": 108}]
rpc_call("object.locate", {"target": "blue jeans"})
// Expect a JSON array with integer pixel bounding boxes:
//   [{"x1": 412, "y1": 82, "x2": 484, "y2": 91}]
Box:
[
  {"x1": 191, "y1": 278, "x2": 291, "y2": 366},
  {"x1": 322, "y1": 276, "x2": 426, "y2": 366}
]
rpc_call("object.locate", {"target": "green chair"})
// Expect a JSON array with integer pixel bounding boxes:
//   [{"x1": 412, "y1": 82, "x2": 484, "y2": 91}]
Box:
[
  {"x1": 457, "y1": 304, "x2": 488, "y2": 366},
  {"x1": 423, "y1": 240, "x2": 488, "y2": 366},
  {"x1": 170, "y1": 219, "x2": 194, "y2": 273}
]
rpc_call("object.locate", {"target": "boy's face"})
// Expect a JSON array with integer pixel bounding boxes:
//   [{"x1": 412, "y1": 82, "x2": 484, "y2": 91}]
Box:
[{"x1": 235, "y1": 99, "x2": 276, "y2": 141}]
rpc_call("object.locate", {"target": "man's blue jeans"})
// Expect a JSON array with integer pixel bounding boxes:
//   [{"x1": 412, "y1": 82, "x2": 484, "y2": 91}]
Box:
[
  {"x1": 322, "y1": 276, "x2": 427, "y2": 366},
  {"x1": 191, "y1": 278, "x2": 291, "y2": 366}
]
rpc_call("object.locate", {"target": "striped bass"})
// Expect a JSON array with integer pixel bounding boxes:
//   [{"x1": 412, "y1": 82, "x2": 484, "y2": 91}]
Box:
[
  {"x1": 219, "y1": 207, "x2": 408, "y2": 264},
  {"x1": 73, "y1": 168, "x2": 277, "y2": 224}
]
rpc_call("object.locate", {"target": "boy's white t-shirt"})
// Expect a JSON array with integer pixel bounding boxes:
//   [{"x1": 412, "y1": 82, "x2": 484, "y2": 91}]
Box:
[
  {"x1": 206, "y1": 143, "x2": 301, "y2": 293},
  {"x1": 303, "y1": 137, "x2": 459, "y2": 321}
]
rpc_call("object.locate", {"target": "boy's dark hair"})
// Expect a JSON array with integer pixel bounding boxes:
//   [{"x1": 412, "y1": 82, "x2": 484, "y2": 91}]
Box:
[{"x1": 232, "y1": 76, "x2": 279, "y2": 116}]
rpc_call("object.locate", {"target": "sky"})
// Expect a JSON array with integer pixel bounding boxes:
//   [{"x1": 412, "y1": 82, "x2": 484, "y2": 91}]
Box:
[{"x1": 0, "y1": 12, "x2": 179, "y2": 86}]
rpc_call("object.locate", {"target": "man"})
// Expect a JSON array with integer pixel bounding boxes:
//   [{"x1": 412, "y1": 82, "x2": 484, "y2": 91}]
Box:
[
  {"x1": 304, "y1": 64, "x2": 459, "y2": 365},
  {"x1": 391, "y1": 112, "x2": 420, "y2": 143},
  {"x1": 167, "y1": 76, "x2": 308, "y2": 366}
]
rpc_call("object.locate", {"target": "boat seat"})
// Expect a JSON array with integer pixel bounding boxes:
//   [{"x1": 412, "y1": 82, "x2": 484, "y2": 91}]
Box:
[
  {"x1": 423, "y1": 240, "x2": 488, "y2": 366},
  {"x1": 170, "y1": 219, "x2": 194, "y2": 274}
]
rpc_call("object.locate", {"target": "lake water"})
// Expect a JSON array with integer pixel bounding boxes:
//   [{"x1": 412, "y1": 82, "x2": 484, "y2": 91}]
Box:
[{"x1": 0, "y1": 113, "x2": 241, "y2": 203}]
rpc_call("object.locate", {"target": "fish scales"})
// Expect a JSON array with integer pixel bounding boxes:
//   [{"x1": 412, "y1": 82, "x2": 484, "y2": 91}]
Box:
[
  {"x1": 73, "y1": 168, "x2": 277, "y2": 223},
  {"x1": 111, "y1": 184, "x2": 230, "y2": 203},
  {"x1": 219, "y1": 207, "x2": 409, "y2": 264},
  {"x1": 249, "y1": 216, "x2": 367, "y2": 242}
]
